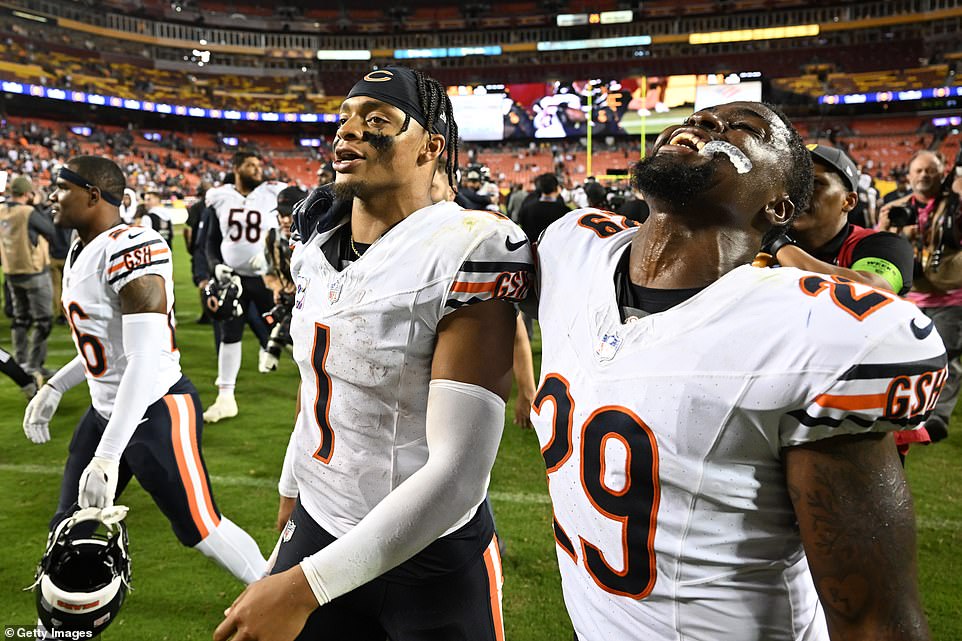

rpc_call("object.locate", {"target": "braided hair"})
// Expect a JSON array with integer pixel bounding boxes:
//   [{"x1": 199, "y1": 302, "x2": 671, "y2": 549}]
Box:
[{"x1": 412, "y1": 69, "x2": 460, "y2": 193}]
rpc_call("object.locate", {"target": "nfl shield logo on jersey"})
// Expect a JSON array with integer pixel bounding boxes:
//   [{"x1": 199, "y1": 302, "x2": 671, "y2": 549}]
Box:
[
  {"x1": 328, "y1": 277, "x2": 343, "y2": 304},
  {"x1": 596, "y1": 331, "x2": 623, "y2": 361},
  {"x1": 282, "y1": 519, "x2": 296, "y2": 543}
]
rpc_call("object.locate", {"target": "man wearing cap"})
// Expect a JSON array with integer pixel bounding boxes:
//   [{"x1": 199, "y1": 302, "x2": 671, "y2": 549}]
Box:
[
  {"x1": 215, "y1": 66, "x2": 532, "y2": 641},
  {"x1": 0, "y1": 175, "x2": 57, "y2": 379},
  {"x1": 757, "y1": 145, "x2": 922, "y2": 458},
  {"x1": 257, "y1": 185, "x2": 306, "y2": 373},
  {"x1": 766, "y1": 144, "x2": 914, "y2": 296},
  {"x1": 455, "y1": 167, "x2": 494, "y2": 210}
]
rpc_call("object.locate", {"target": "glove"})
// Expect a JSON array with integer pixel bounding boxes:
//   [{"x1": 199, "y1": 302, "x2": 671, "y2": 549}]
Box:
[
  {"x1": 258, "y1": 349, "x2": 279, "y2": 373},
  {"x1": 248, "y1": 251, "x2": 268, "y2": 273},
  {"x1": 23, "y1": 385, "x2": 63, "y2": 444},
  {"x1": 214, "y1": 263, "x2": 236, "y2": 284},
  {"x1": 78, "y1": 456, "x2": 120, "y2": 509},
  {"x1": 759, "y1": 227, "x2": 796, "y2": 259}
]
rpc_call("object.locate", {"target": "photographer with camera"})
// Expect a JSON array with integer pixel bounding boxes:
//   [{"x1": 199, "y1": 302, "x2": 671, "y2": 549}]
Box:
[
  {"x1": 878, "y1": 148, "x2": 962, "y2": 441},
  {"x1": 258, "y1": 185, "x2": 306, "y2": 373}
]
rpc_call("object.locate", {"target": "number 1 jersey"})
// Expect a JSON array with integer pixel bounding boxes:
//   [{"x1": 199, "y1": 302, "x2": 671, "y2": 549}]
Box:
[
  {"x1": 206, "y1": 181, "x2": 286, "y2": 276},
  {"x1": 532, "y1": 211, "x2": 946, "y2": 641},
  {"x1": 287, "y1": 201, "x2": 534, "y2": 538}
]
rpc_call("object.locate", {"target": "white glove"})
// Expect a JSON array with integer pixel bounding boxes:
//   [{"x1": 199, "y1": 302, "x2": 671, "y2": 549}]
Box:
[
  {"x1": 258, "y1": 349, "x2": 279, "y2": 373},
  {"x1": 214, "y1": 263, "x2": 236, "y2": 284},
  {"x1": 23, "y1": 385, "x2": 62, "y2": 444},
  {"x1": 248, "y1": 251, "x2": 268, "y2": 273},
  {"x1": 78, "y1": 456, "x2": 120, "y2": 509}
]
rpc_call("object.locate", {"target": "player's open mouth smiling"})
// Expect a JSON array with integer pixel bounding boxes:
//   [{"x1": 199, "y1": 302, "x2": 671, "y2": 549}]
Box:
[
  {"x1": 657, "y1": 128, "x2": 711, "y2": 155},
  {"x1": 333, "y1": 147, "x2": 366, "y2": 171}
]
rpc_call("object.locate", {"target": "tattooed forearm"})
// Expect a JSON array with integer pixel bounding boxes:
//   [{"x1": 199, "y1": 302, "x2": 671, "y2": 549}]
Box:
[{"x1": 784, "y1": 433, "x2": 930, "y2": 641}]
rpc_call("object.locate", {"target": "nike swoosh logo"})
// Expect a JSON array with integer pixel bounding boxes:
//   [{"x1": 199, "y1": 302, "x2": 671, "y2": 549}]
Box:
[
  {"x1": 129, "y1": 231, "x2": 144, "y2": 239},
  {"x1": 505, "y1": 237, "x2": 528, "y2": 251},
  {"x1": 910, "y1": 317, "x2": 936, "y2": 340}
]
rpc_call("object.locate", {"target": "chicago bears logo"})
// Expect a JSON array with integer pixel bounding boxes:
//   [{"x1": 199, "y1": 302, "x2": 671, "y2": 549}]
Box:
[{"x1": 363, "y1": 70, "x2": 394, "y2": 82}]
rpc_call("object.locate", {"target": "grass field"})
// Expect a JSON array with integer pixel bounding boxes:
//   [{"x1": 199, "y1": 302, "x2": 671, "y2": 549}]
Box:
[{"x1": 1, "y1": 241, "x2": 961, "y2": 640}]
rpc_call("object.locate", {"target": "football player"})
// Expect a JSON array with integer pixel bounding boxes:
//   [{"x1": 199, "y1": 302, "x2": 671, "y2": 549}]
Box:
[
  {"x1": 214, "y1": 66, "x2": 533, "y2": 641},
  {"x1": 529, "y1": 103, "x2": 941, "y2": 640},
  {"x1": 23, "y1": 157, "x2": 266, "y2": 598},
  {"x1": 203, "y1": 152, "x2": 287, "y2": 421}
]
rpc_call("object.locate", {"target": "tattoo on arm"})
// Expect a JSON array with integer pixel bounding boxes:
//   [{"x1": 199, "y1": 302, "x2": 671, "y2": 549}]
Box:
[
  {"x1": 785, "y1": 433, "x2": 930, "y2": 641},
  {"x1": 119, "y1": 274, "x2": 167, "y2": 315}
]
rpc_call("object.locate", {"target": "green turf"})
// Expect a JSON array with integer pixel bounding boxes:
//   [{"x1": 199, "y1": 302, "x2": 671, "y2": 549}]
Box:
[{"x1": 1, "y1": 241, "x2": 959, "y2": 640}]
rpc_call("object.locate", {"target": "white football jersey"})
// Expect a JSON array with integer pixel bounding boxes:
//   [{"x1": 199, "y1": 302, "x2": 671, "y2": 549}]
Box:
[
  {"x1": 533, "y1": 211, "x2": 946, "y2": 641},
  {"x1": 62, "y1": 224, "x2": 182, "y2": 418},
  {"x1": 287, "y1": 201, "x2": 533, "y2": 538},
  {"x1": 206, "y1": 181, "x2": 286, "y2": 276}
]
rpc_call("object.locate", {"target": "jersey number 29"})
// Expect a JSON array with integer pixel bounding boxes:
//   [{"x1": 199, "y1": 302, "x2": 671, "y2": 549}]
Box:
[{"x1": 534, "y1": 373, "x2": 660, "y2": 599}]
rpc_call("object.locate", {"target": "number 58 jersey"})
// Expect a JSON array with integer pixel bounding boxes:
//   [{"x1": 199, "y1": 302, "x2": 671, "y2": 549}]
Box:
[
  {"x1": 206, "y1": 181, "x2": 286, "y2": 276},
  {"x1": 532, "y1": 211, "x2": 946, "y2": 641}
]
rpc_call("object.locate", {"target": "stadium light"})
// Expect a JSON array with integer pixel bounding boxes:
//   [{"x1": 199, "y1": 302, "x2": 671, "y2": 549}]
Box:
[
  {"x1": 689, "y1": 24, "x2": 818, "y2": 45},
  {"x1": 537, "y1": 35, "x2": 651, "y2": 51},
  {"x1": 316, "y1": 50, "x2": 372, "y2": 60}
]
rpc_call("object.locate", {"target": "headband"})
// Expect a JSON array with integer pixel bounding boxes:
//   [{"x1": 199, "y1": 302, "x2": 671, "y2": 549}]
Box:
[
  {"x1": 346, "y1": 67, "x2": 448, "y2": 140},
  {"x1": 57, "y1": 167, "x2": 123, "y2": 207}
]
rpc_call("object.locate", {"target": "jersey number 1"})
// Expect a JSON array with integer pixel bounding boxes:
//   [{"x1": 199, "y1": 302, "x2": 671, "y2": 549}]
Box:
[
  {"x1": 534, "y1": 374, "x2": 660, "y2": 599},
  {"x1": 311, "y1": 323, "x2": 335, "y2": 463}
]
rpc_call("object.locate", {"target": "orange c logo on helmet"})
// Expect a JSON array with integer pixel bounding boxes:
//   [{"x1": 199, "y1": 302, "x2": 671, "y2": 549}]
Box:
[{"x1": 364, "y1": 70, "x2": 394, "y2": 82}]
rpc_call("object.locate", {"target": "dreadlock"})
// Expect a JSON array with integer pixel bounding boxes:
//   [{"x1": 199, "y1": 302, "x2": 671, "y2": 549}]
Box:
[{"x1": 412, "y1": 69, "x2": 460, "y2": 193}]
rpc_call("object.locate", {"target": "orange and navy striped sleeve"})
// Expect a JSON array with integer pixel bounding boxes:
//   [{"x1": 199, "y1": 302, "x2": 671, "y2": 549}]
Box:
[
  {"x1": 779, "y1": 316, "x2": 947, "y2": 447},
  {"x1": 106, "y1": 227, "x2": 172, "y2": 294},
  {"x1": 443, "y1": 219, "x2": 535, "y2": 316}
]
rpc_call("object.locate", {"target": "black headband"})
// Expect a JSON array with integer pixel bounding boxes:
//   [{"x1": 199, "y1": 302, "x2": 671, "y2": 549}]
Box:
[
  {"x1": 346, "y1": 67, "x2": 448, "y2": 140},
  {"x1": 57, "y1": 167, "x2": 122, "y2": 207}
]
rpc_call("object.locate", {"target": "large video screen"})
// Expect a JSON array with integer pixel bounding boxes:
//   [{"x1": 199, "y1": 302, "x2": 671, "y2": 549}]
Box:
[{"x1": 448, "y1": 73, "x2": 761, "y2": 141}]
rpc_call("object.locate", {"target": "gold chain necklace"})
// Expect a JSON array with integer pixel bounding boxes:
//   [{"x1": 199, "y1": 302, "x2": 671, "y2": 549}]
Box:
[{"x1": 349, "y1": 235, "x2": 362, "y2": 258}]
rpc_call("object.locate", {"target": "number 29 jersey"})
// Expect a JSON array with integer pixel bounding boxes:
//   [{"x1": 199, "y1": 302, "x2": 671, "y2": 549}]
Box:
[
  {"x1": 62, "y1": 224, "x2": 182, "y2": 418},
  {"x1": 532, "y1": 211, "x2": 946, "y2": 641},
  {"x1": 206, "y1": 181, "x2": 286, "y2": 276},
  {"x1": 287, "y1": 201, "x2": 533, "y2": 538}
]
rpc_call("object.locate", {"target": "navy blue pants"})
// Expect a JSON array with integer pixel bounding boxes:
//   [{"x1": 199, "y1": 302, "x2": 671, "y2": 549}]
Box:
[
  {"x1": 272, "y1": 498, "x2": 504, "y2": 641},
  {"x1": 52, "y1": 376, "x2": 222, "y2": 547}
]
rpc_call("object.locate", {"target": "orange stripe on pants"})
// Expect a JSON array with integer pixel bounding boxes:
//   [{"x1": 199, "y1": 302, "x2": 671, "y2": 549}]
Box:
[
  {"x1": 184, "y1": 396, "x2": 220, "y2": 529},
  {"x1": 166, "y1": 395, "x2": 210, "y2": 539},
  {"x1": 482, "y1": 535, "x2": 505, "y2": 641}
]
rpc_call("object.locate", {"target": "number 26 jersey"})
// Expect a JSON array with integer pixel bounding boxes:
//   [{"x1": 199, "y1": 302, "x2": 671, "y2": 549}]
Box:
[{"x1": 532, "y1": 211, "x2": 946, "y2": 641}]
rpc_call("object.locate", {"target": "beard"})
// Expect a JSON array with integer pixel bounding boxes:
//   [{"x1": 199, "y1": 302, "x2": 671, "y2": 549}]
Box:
[
  {"x1": 238, "y1": 173, "x2": 262, "y2": 193},
  {"x1": 332, "y1": 181, "x2": 363, "y2": 201},
  {"x1": 631, "y1": 154, "x2": 716, "y2": 208}
]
